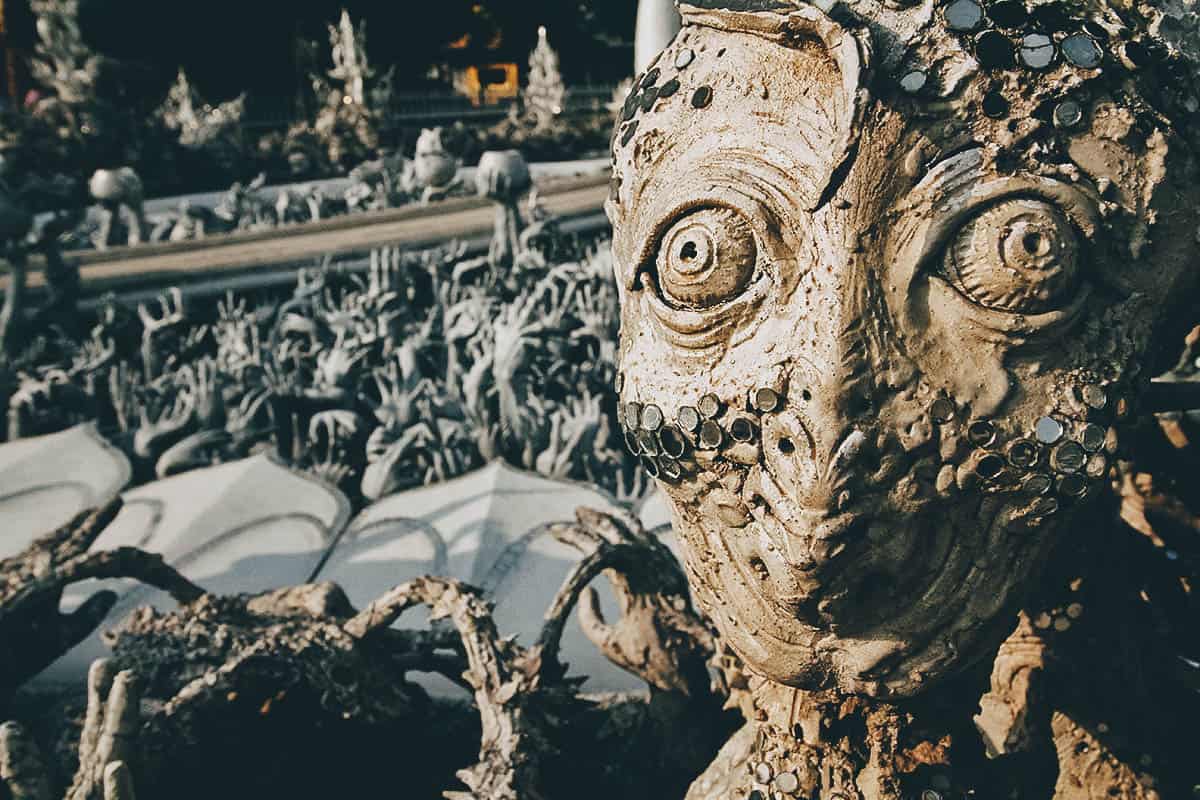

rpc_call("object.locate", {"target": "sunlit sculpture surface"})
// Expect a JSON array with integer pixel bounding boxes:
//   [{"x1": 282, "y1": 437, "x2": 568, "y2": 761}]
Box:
[{"x1": 610, "y1": 0, "x2": 1200, "y2": 796}]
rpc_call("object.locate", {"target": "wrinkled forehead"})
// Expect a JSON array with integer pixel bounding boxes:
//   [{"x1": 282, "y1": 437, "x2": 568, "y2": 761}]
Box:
[
  {"x1": 608, "y1": 5, "x2": 871, "y2": 228},
  {"x1": 611, "y1": 0, "x2": 1200, "y2": 311},
  {"x1": 605, "y1": 7, "x2": 916, "y2": 297}
]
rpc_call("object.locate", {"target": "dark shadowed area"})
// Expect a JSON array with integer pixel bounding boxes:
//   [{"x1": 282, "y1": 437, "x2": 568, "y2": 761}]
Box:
[{"x1": 68, "y1": 0, "x2": 636, "y2": 102}]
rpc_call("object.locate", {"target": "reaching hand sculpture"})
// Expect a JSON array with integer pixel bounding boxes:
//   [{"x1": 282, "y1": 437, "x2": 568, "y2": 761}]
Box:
[
  {"x1": 475, "y1": 150, "x2": 533, "y2": 272},
  {"x1": 609, "y1": 1, "x2": 1200, "y2": 797},
  {"x1": 1, "y1": 660, "x2": 143, "y2": 800},
  {"x1": 137, "y1": 288, "x2": 188, "y2": 380}
]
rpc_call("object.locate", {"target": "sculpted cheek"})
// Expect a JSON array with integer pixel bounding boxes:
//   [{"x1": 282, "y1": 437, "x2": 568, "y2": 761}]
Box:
[{"x1": 906, "y1": 280, "x2": 1014, "y2": 416}]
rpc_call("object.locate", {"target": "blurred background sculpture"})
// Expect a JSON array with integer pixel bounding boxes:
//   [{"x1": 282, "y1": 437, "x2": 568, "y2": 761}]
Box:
[
  {"x1": 328, "y1": 9, "x2": 374, "y2": 109},
  {"x1": 413, "y1": 127, "x2": 461, "y2": 203},
  {"x1": 29, "y1": 0, "x2": 101, "y2": 107},
  {"x1": 25, "y1": 0, "x2": 143, "y2": 179},
  {"x1": 88, "y1": 167, "x2": 146, "y2": 249},
  {"x1": 157, "y1": 69, "x2": 246, "y2": 152},
  {"x1": 474, "y1": 149, "x2": 532, "y2": 274},
  {"x1": 523, "y1": 27, "x2": 566, "y2": 132},
  {"x1": 304, "y1": 8, "x2": 396, "y2": 172},
  {"x1": 610, "y1": 0, "x2": 1200, "y2": 797}
]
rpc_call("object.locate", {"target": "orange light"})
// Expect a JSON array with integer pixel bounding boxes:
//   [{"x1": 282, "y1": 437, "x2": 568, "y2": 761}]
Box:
[{"x1": 452, "y1": 63, "x2": 518, "y2": 107}]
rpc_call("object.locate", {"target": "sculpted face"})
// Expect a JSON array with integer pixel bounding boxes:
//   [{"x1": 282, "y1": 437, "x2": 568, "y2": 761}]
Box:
[{"x1": 608, "y1": 1, "x2": 1199, "y2": 696}]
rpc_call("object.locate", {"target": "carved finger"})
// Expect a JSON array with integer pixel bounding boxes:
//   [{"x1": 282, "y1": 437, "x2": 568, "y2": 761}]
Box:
[
  {"x1": 8, "y1": 549, "x2": 204, "y2": 619},
  {"x1": 343, "y1": 582, "x2": 424, "y2": 639},
  {"x1": 103, "y1": 762, "x2": 137, "y2": 800},
  {"x1": 371, "y1": 371, "x2": 392, "y2": 404},
  {"x1": 534, "y1": 544, "x2": 629, "y2": 675},
  {"x1": 576, "y1": 586, "x2": 616, "y2": 653},
  {"x1": 307, "y1": 414, "x2": 326, "y2": 444},
  {"x1": 70, "y1": 670, "x2": 140, "y2": 800},
  {"x1": 72, "y1": 659, "x2": 117, "y2": 798},
  {"x1": 58, "y1": 498, "x2": 124, "y2": 560},
  {"x1": 167, "y1": 287, "x2": 183, "y2": 317},
  {"x1": 0, "y1": 721, "x2": 52, "y2": 800},
  {"x1": 574, "y1": 507, "x2": 636, "y2": 548},
  {"x1": 94, "y1": 670, "x2": 140, "y2": 770}
]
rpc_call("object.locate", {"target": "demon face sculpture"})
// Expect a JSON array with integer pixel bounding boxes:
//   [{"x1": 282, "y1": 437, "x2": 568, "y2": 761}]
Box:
[{"x1": 608, "y1": 0, "x2": 1200, "y2": 696}]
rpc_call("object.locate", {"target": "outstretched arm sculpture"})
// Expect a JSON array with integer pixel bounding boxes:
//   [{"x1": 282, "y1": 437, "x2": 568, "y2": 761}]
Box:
[
  {"x1": 475, "y1": 150, "x2": 533, "y2": 272},
  {"x1": 609, "y1": 1, "x2": 1200, "y2": 797},
  {"x1": 0, "y1": 500, "x2": 204, "y2": 706},
  {"x1": 92, "y1": 508, "x2": 723, "y2": 800}
]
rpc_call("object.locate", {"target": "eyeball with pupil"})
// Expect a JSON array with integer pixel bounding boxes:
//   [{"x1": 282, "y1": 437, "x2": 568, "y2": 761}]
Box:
[
  {"x1": 946, "y1": 198, "x2": 1080, "y2": 313},
  {"x1": 656, "y1": 207, "x2": 757, "y2": 307}
]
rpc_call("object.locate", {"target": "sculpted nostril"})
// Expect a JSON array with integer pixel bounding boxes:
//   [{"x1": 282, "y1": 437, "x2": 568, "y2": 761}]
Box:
[{"x1": 760, "y1": 410, "x2": 821, "y2": 501}]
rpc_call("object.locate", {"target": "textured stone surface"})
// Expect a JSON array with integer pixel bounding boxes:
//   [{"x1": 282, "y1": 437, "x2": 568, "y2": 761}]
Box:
[{"x1": 611, "y1": 1, "x2": 1200, "y2": 796}]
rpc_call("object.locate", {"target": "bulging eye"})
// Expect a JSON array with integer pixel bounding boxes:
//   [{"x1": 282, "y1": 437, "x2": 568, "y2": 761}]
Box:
[
  {"x1": 944, "y1": 198, "x2": 1080, "y2": 313},
  {"x1": 655, "y1": 207, "x2": 757, "y2": 307}
]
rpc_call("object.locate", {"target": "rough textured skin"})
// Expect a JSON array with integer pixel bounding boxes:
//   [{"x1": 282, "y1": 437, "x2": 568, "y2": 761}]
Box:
[
  {"x1": 681, "y1": 496, "x2": 1199, "y2": 797},
  {"x1": 609, "y1": 0, "x2": 1200, "y2": 796}
]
